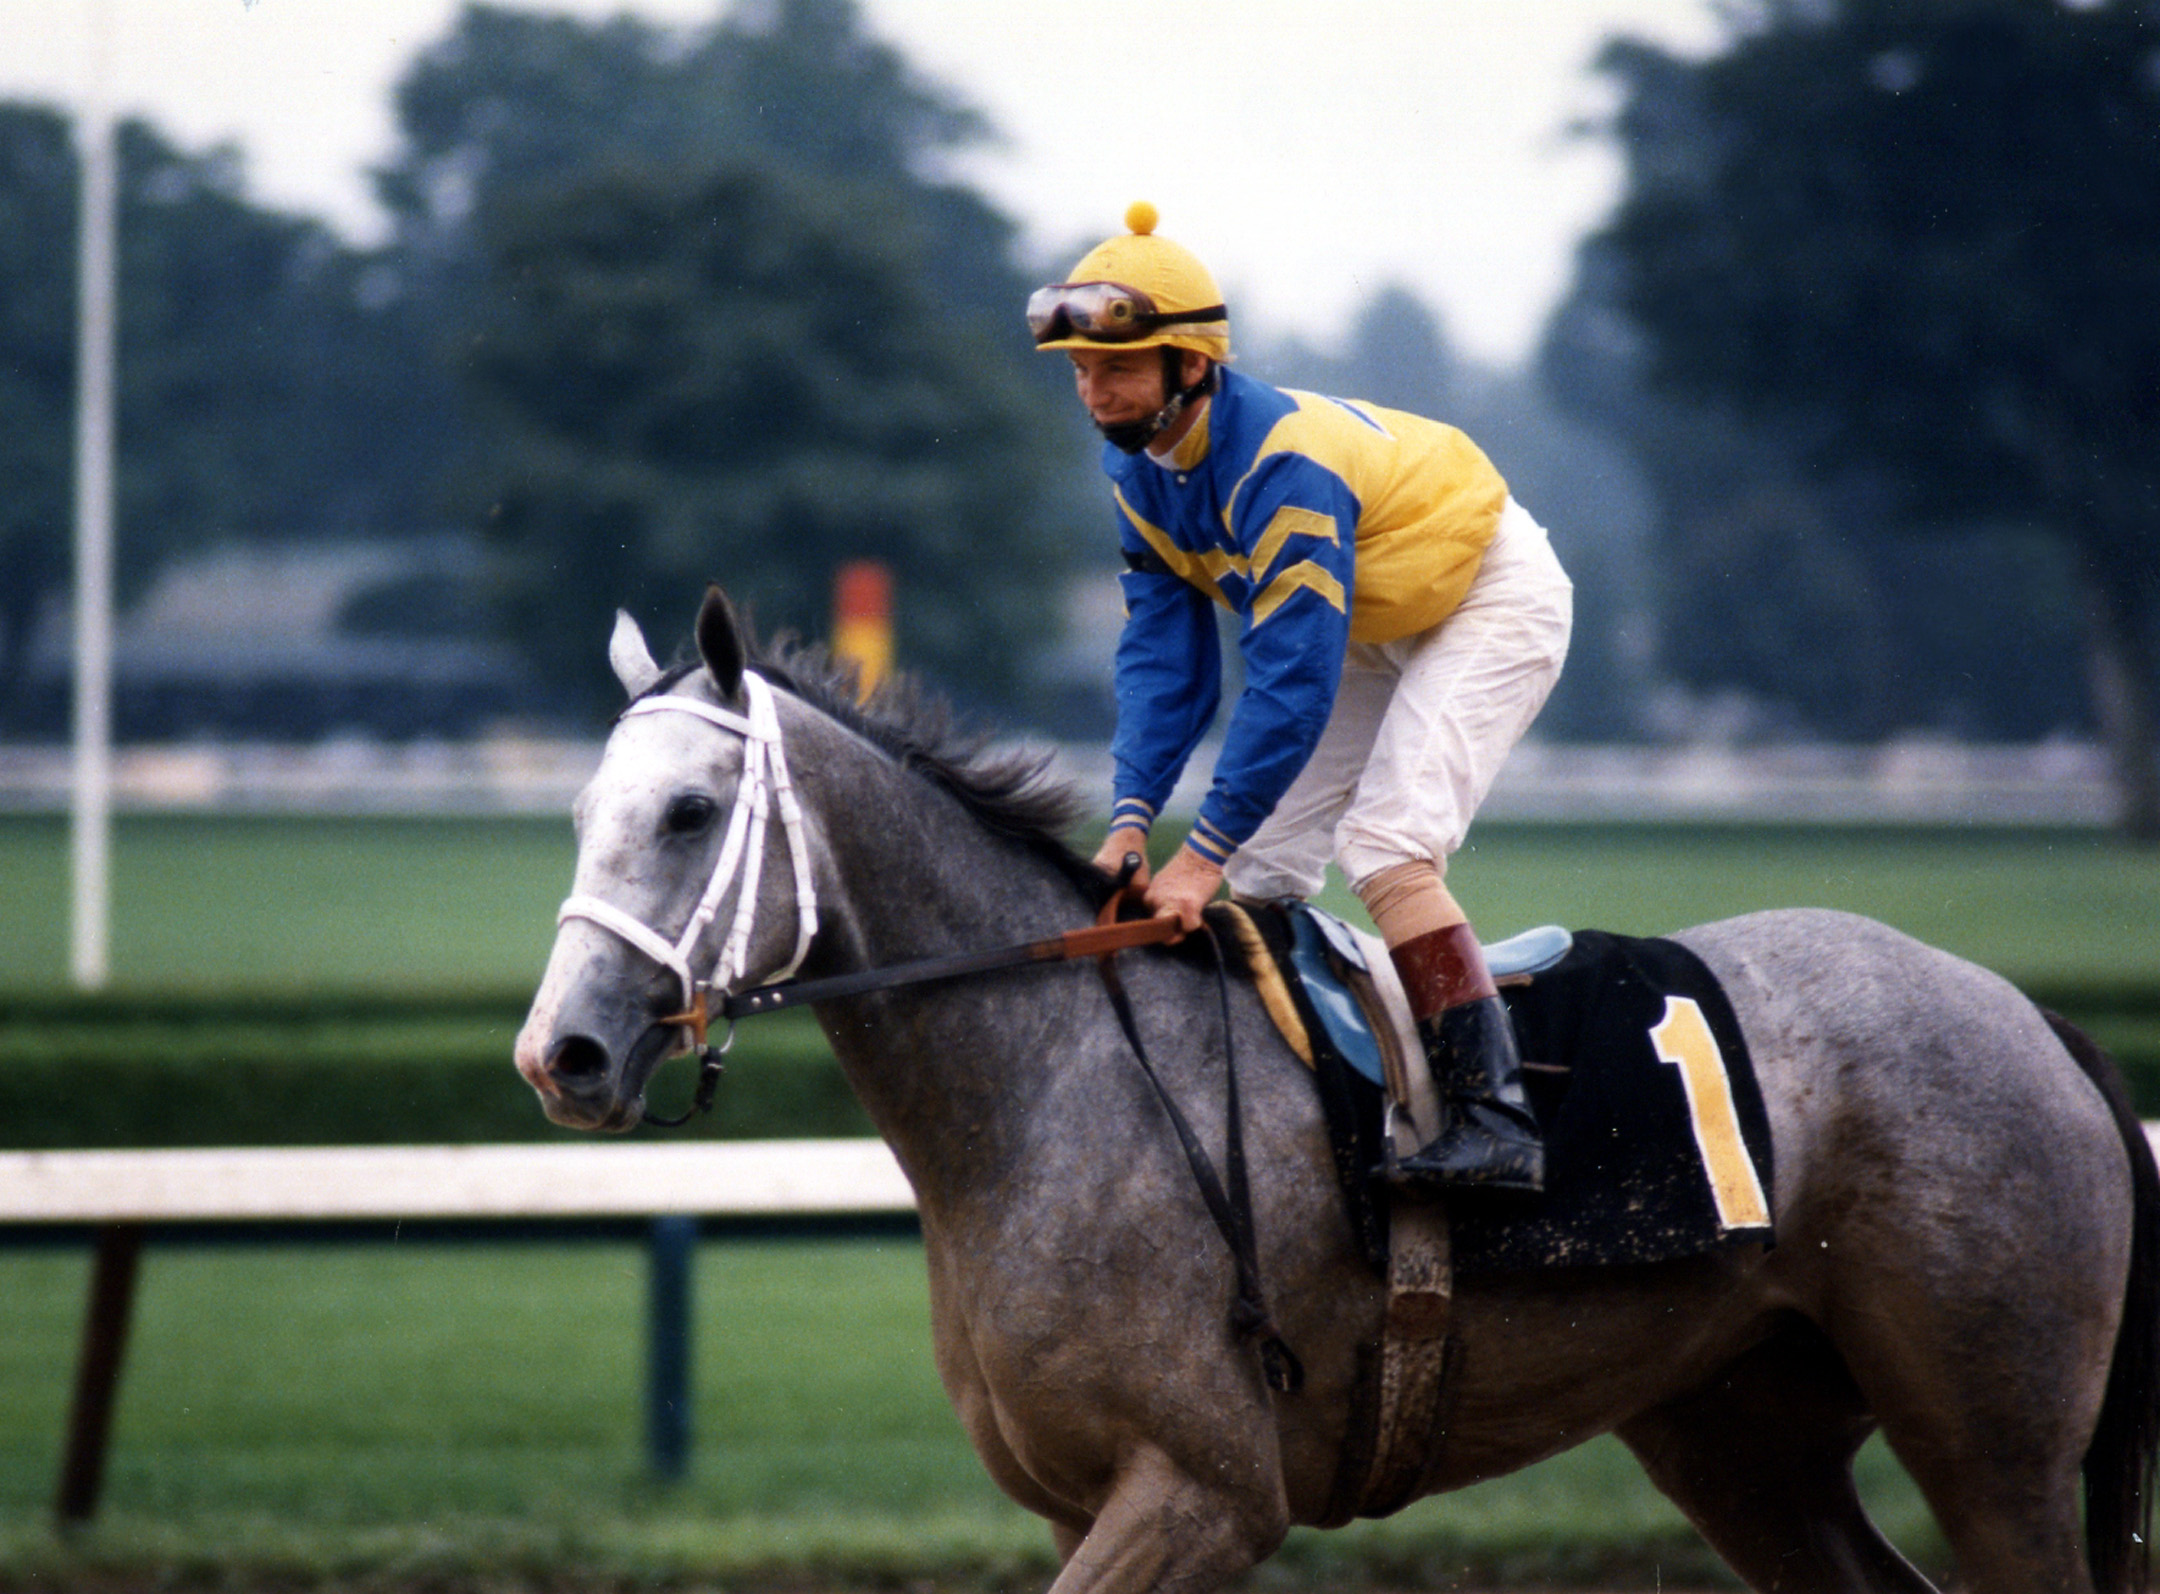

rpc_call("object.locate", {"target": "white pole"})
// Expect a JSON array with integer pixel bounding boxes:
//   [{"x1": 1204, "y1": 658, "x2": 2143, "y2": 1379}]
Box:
[{"x1": 71, "y1": 0, "x2": 117, "y2": 991}]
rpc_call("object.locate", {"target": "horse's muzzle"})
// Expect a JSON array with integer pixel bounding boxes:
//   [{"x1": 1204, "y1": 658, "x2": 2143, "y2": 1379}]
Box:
[{"x1": 516, "y1": 1008, "x2": 680, "y2": 1133}]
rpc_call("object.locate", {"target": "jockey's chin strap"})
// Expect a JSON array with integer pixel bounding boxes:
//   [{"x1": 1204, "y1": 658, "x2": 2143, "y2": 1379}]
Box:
[{"x1": 555, "y1": 671, "x2": 819, "y2": 1122}]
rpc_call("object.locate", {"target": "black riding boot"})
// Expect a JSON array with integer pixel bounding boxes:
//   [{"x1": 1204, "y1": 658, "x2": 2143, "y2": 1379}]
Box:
[
  {"x1": 1383, "y1": 922, "x2": 1545, "y2": 1193},
  {"x1": 1390, "y1": 995, "x2": 1545, "y2": 1191}
]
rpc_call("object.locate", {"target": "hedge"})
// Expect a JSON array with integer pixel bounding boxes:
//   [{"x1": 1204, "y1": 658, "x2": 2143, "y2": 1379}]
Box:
[
  {"x1": 0, "y1": 997, "x2": 869, "y2": 1149},
  {"x1": 0, "y1": 986, "x2": 2154, "y2": 1151}
]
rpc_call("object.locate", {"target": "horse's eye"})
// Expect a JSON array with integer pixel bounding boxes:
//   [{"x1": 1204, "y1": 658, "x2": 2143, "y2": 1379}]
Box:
[{"x1": 663, "y1": 794, "x2": 718, "y2": 836}]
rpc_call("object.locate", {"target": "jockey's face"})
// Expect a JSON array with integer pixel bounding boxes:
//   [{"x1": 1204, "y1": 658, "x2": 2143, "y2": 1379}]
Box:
[
  {"x1": 1068, "y1": 347, "x2": 1211, "y2": 451},
  {"x1": 1068, "y1": 346, "x2": 1170, "y2": 431}
]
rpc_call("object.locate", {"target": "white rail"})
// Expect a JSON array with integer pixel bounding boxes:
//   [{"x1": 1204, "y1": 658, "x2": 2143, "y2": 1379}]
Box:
[
  {"x1": 2, "y1": 1139, "x2": 916, "y2": 1526},
  {"x1": 14, "y1": 1129, "x2": 2160, "y2": 1526},
  {"x1": 0, "y1": 1140, "x2": 915, "y2": 1224}
]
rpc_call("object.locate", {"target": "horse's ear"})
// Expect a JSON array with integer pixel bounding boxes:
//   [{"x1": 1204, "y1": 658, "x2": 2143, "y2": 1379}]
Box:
[
  {"x1": 695, "y1": 584, "x2": 746, "y2": 700},
  {"x1": 607, "y1": 609, "x2": 662, "y2": 699}
]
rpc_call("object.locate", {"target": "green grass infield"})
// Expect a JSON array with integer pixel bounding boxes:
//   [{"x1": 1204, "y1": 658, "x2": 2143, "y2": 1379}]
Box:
[
  {"x1": 2, "y1": 812, "x2": 2156, "y2": 993},
  {"x1": 0, "y1": 1236, "x2": 1944, "y2": 1590}
]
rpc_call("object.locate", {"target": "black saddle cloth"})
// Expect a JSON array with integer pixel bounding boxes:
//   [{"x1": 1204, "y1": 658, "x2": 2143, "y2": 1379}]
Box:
[
  {"x1": 1251, "y1": 913, "x2": 1776, "y2": 1278},
  {"x1": 1455, "y1": 928, "x2": 1775, "y2": 1274}
]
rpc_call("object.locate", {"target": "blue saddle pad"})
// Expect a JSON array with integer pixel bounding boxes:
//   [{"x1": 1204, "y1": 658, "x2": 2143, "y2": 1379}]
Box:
[
  {"x1": 1282, "y1": 906, "x2": 1390, "y2": 1089},
  {"x1": 1281, "y1": 904, "x2": 1573, "y2": 1091}
]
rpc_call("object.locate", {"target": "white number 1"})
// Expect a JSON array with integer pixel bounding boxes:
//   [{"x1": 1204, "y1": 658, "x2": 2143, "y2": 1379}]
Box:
[{"x1": 1649, "y1": 996, "x2": 1772, "y2": 1233}]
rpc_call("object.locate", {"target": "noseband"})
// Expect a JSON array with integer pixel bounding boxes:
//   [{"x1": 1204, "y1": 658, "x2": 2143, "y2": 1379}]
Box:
[{"x1": 556, "y1": 671, "x2": 820, "y2": 1075}]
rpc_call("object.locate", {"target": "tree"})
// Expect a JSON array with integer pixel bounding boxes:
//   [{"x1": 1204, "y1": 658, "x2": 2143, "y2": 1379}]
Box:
[
  {"x1": 114, "y1": 122, "x2": 453, "y2": 547},
  {"x1": 374, "y1": 1, "x2": 1083, "y2": 713},
  {"x1": 380, "y1": 0, "x2": 993, "y2": 274},
  {"x1": 0, "y1": 105, "x2": 76, "y2": 728},
  {"x1": 0, "y1": 105, "x2": 452, "y2": 733},
  {"x1": 1589, "y1": 0, "x2": 2160, "y2": 831},
  {"x1": 468, "y1": 160, "x2": 1061, "y2": 709},
  {"x1": 1543, "y1": 241, "x2": 2096, "y2": 744}
]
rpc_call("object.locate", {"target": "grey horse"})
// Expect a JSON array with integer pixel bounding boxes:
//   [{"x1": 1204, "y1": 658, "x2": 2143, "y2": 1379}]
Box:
[{"x1": 517, "y1": 589, "x2": 2160, "y2": 1594}]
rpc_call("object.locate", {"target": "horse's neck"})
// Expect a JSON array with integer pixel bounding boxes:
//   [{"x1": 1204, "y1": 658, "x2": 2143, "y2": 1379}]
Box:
[{"x1": 805, "y1": 745, "x2": 1099, "y2": 1202}]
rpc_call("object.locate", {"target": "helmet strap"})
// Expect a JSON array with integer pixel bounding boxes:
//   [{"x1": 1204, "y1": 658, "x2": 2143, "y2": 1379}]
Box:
[{"x1": 1099, "y1": 356, "x2": 1216, "y2": 456}]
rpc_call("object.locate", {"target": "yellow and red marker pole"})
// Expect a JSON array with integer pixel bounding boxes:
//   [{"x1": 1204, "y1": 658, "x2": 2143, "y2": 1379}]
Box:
[{"x1": 831, "y1": 560, "x2": 893, "y2": 700}]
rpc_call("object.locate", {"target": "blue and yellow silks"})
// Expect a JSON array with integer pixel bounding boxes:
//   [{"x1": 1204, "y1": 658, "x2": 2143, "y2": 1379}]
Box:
[{"x1": 1106, "y1": 366, "x2": 1508, "y2": 864}]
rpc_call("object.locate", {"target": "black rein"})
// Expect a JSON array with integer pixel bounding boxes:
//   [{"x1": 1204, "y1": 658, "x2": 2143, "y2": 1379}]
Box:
[
  {"x1": 645, "y1": 869, "x2": 1304, "y2": 1395},
  {"x1": 1093, "y1": 915, "x2": 1305, "y2": 1395}
]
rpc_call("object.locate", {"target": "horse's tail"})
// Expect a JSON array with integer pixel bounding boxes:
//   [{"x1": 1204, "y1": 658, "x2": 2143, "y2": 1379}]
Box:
[{"x1": 2042, "y1": 1007, "x2": 2160, "y2": 1593}]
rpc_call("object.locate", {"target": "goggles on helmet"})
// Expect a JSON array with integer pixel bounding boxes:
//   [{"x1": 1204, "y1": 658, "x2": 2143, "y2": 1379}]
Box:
[{"x1": 1027, "y1": 280, "x2": 1228, "y2": 346}]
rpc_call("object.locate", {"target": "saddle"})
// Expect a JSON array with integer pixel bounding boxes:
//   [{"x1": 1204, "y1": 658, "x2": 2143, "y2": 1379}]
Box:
[{"x1": 1212, "y1": 900, "x2": 1775, "y2": 1522}]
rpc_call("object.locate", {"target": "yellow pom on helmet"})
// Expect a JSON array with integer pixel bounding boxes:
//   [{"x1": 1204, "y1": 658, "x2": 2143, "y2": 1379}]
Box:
[{"x1": 1027, "y1": 202, "x2": 1232, "y2": 362}]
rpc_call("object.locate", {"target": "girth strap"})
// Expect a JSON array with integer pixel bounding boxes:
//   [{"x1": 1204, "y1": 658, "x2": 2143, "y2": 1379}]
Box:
[{"x1": 1094, "y1": 918, "x2": 1303, "y2": 1396}]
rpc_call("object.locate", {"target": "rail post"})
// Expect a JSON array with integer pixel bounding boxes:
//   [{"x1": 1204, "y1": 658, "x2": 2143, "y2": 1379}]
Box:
[
  {"x1": 55, "y1": 1221, "x2": 142, "y2": 1524},
  {"x1": 646, "y1": 1214, "x2": 697, "y2": 1479}
]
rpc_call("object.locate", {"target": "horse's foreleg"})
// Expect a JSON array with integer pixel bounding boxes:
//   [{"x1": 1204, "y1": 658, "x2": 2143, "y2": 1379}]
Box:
[{"x1": 1045, "y1": 1445, "x2": 1287, "y2": 1594}]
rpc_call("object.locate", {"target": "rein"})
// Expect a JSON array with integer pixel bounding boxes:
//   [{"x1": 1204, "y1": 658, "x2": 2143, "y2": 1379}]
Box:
[
  {"x1": 561, "y1": 681, "x2": 1302, "y2": 1390},
  {"x1": 642, "y1": 911, "x2": 1183, "y2": 1128},
  {"x1": 667, "y1": 887, "x2": 1305, "y2": 1395},
  {"x1": 1094, "y1": 905, "x2": 1306, "y2": 1395}
]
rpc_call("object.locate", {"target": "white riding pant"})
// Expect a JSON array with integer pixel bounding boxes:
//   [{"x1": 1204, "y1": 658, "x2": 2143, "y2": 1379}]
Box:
[{"x1": 1222, "y1": 497, "x2": 1573, "y2": 903}]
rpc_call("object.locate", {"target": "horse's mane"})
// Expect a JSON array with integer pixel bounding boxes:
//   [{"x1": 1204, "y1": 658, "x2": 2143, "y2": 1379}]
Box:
[{"x1": 642, "y1": 631, "x2": 1106, "y2": 900}]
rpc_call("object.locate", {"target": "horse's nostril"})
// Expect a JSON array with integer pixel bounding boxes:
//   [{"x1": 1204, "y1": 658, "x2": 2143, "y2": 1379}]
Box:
[{"x1": 548, "y1": 1034, "x2": 611, "y2": 1085}]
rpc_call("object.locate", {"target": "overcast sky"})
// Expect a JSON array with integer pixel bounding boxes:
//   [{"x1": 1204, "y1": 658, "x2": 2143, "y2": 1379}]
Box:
[{"x1": 3, "y1": 0, "x2": 1727, "y2": 368}]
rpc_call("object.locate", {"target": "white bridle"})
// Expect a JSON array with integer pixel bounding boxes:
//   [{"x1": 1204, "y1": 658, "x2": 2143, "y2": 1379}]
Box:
[{"x1": 556, "y1": 671, "x2": 819, "y2": 1044}]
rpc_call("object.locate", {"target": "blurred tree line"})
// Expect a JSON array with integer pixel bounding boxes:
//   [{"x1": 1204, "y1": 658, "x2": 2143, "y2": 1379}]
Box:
[
  {"x1": 0, "y1": 0, "x2": 2155, "y2": 834},
  {"x1": 378, "y1": 0, "x2": 1089, "y2": 713},
  {"x1": 1550, "y1": 0, "x2": 2160, "y2": 834},
  {"x1": 0, "y1": 0, "x2": 1091, "y2": 731},
  {"x1": 0, "y1": 106, "x2": 448, "y2": 725}
]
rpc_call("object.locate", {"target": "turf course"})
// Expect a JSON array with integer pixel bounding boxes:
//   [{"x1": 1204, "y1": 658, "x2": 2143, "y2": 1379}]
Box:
[
  {"x1": 1, "y1": 811, "x2": 2155, "y2": 1586},
  {"x1": 0, "y1": 1239, "x2": 1902, "y2": 1588},
  {"x1": 2, "y1": 811, "x2": 2156, "y2": 990},
  {"x1": 0, "y1": 814, "x2": 574, "y2": 995}
]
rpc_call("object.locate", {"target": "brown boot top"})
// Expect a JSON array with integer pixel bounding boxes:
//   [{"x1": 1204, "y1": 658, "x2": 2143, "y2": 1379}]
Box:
[{"x1": 1389, "y1": 922, "x2": 1497, "y2": 1019}]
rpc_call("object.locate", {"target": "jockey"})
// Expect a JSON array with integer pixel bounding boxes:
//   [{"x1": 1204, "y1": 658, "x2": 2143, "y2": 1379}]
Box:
[{"x1": 1030, "y1": 203, "x2": 1573, "y2": 1193}]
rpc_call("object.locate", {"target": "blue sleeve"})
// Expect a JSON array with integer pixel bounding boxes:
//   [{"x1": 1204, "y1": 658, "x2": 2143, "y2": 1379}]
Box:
[
  {"x1": 1109, "y1": 563, "x2": 1220, "y2": 836},
  {"x1": 1185, "y1": 456, "x2": 1358, "y2": 864}
]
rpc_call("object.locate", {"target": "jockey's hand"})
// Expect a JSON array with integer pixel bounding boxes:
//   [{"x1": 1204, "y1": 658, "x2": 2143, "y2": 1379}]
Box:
[
  {"x1": 1145, "y1": 847, "x2": 1225, "y2": 937},
  {"x1": 1091, "y1": 827, "x2": 1154, "y2": 892}
]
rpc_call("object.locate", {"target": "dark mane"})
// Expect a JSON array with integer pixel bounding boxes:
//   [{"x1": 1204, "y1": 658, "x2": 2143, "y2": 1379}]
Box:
[{"x1": 650, "y1": 627, "x2": 1105, "y2": 900}]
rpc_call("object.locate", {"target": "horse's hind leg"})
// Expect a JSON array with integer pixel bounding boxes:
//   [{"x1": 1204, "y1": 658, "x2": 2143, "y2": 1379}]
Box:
[
  {"x1": 1045, "y1": 1444, "x2": 1287, "y2": 1594},
  {"x1": 1616, "y1": 1314, "x2": 1938, "y2": 1592},
  {"x1": 1828, "y1": 1268, "x2": 2102, "y2": 1594}
]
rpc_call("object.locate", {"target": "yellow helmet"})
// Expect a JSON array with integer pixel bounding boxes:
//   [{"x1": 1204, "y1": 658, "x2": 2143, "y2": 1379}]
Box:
[{"x1": 1028, "y1": 202, "x2": 1232, "y2": 362}]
